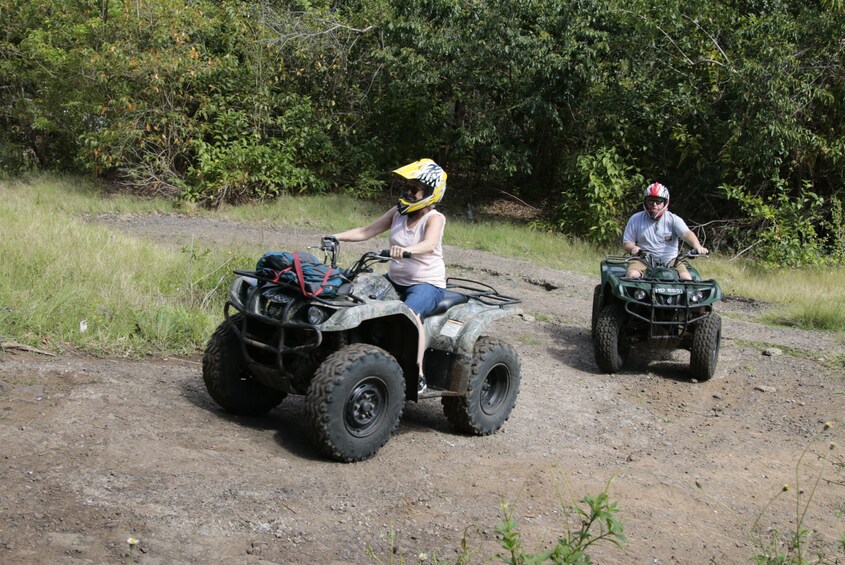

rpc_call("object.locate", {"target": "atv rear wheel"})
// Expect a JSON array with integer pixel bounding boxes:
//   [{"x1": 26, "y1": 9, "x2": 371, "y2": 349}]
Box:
[
  {"x1": 442, "y1": 337, "x2": 521, "y2": 435},
  {"x1": 202, "y1": 315, "x2": 287, "y2": 416},
  {"x1": 593, "y1": 303, "x2": 629, "y2": 373},
  {"x1": 689, "y1": 313, "x2": 721, "y2": 381},
  {"x1": 305, "y1": 344, "x2": 405, "y2": 462}
]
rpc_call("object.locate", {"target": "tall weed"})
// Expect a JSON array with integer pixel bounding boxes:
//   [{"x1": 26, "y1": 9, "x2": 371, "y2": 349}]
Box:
[
  {"x1": 751, "y1": 422, "x2": 845, "y2": 565},
  {"x1": 364, "y1": 477, "x2": 625, "y2": 565},
  {"x1": 495, "y1": 477, "x2": 625, "y2": 564}
]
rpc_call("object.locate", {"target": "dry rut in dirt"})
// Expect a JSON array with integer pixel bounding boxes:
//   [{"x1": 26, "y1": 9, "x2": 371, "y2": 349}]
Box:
[{"x1": 1, "y1": 214, "x2": 843, "y2": 564}]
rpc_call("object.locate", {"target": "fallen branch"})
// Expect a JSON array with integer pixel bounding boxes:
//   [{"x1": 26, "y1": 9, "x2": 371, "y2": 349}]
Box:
[{"x1": 0, "y1": 341, "x2": 55, "y2": 356}]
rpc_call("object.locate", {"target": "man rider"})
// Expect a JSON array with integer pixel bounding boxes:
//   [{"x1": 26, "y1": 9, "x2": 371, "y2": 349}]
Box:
[{"x1": 622, "y1": 182, "x2": 708, "y2": 281}]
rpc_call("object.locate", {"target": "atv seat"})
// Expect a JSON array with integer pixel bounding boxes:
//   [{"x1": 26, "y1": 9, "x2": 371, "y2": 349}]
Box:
[{"x1": 424, "y1": 290, "x2": 469, "y2": 318}]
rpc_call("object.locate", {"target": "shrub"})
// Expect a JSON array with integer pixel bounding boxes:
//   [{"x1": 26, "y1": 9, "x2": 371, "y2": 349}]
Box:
[
  {"x1": 496, "y1": 480, "x2": 625, "y2": 564},
  {"x1": 722, "y1": 180, "x2": 837, "y2": 267},
  {"x1": 555, "y1": 147, "x2": 643, "y2": 247}
]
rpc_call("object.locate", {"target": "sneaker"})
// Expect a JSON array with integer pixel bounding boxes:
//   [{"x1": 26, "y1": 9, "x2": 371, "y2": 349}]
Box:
[{"x1": 418, "y1": 375, "x2": 427, "y2": 394}]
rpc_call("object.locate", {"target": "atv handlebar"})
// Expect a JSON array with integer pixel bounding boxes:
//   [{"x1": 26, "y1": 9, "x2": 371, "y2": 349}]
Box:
[
  {"x1": 342, "y1": 247, "x2": 411, "y2": 281},
  {"x1": 378, "y1": 249, "x2": 413, "y2": 259},
  {"x1": 317, "y1": 236, "x2": 412, "y2": 270},
  {"x1": 628, "y1": 250, "x2": 707, "y2": 268}
]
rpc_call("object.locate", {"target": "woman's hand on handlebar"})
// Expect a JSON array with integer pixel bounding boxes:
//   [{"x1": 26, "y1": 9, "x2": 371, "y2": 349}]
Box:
[
  {"x1": 390, "y1": 245, "x2": 412, "y2": 259},
  {"x1": 376, "y1": 246, "x2": 412, "y2": 259}
]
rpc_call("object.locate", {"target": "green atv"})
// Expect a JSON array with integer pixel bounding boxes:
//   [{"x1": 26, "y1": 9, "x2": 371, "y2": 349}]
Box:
[
  {"x1": 202, "y1": 237, "x2": 523, "y2": 462},
  {"x1": 591, "y1": 250, "x2": 723, "y2": 380}
]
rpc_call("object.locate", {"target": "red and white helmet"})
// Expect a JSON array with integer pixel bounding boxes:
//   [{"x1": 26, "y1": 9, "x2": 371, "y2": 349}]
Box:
[{"x1": 643, "y1": 182, "x2": 670, "y2": 220}]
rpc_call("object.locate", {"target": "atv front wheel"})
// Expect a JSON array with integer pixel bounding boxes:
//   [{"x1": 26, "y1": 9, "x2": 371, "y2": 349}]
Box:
[
  {"x1": 593, "y1": 303, "x2": 629, "y2": 373},
  {"x1": 305, "y1": 344, "x2": 405, "y2": 462},
  {"x1": 689, "y1": 313, "x2": 721, "y2": 381},
  {"x1": 202, "y1": 315, "x2": 287, "y2": 416},
  {"x1": 442, "y1": 337, "x2": 521, "y2": 435}
]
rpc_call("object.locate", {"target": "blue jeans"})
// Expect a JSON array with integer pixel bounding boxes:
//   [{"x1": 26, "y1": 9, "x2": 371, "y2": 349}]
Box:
[{"x1": 386, "y1": 277, "x2": 445, "y2": 317}]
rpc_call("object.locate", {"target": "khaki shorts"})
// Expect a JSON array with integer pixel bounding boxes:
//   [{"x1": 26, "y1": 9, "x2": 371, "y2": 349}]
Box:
[{"x1": 627, "y1": 259, "x2": 690, "y2": 278}]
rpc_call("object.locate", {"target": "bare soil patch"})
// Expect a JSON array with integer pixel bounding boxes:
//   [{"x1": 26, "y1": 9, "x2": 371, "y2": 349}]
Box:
[{"x1": 1, "y1": 213, "x2": 844, "y2": 564}]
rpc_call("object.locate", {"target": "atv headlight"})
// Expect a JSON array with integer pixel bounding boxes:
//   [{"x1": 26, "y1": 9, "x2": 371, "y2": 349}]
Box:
[
  {"x1": 306, "y1": 306, "x2": 326, "y2": 325},
  {"x1": 633, "y1": 289, "x2": 647, "y2": 301},
  {"x1": 690, "y1": 290, "x2": 704, "y2": 304}
]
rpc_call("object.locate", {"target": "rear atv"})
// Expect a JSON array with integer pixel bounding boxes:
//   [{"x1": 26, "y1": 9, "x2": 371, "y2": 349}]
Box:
[{"x1": 591, "y1": 251, "x2": 723, "y2": 380}]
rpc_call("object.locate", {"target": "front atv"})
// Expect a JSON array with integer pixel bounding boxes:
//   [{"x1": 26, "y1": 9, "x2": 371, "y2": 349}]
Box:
[
  {"x1": 202, "y1": 238, "x2": 523, "y2": 462},
  {"x1": 591, "y1": 251, "x2": 723, "y2": 380}
]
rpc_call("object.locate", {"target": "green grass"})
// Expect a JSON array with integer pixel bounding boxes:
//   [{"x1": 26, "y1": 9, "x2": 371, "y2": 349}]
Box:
[
  {"x1": 0, "y1": 176, "x2": 246, "y2": 356},
  {"x1": 1, "y1": 174, "x2": 843, "y2": 357},
  {"x1": 703, "y1": 259, "x2": 845, "y2": 332},
  {"x1": 446, "y1": 219, "x2": 599, "y2": 274}
]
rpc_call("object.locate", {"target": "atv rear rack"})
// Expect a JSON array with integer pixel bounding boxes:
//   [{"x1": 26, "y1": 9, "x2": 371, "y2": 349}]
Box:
[{"x1": 446, "y1": 277, "x2": 521, "y2": 307}]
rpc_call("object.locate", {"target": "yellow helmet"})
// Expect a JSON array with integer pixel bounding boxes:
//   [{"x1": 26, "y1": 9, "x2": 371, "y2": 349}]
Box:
[{"x1": 393, "y1": 158, "x2": 447, "y2": 215}]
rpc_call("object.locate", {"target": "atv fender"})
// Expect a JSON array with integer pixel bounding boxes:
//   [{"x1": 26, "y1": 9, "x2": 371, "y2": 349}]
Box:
[
  {"x1": 427, "y1": 303, "x2": 521, "y2": 393},
  {"x1": 317, "y1": 299, "x2": 419, "y2": 333},
  {"x1": 426, "y1": 302, "x2": 523, "y2": 356}
]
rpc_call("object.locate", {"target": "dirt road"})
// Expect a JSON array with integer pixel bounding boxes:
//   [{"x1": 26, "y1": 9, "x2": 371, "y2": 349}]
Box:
[{"x1": 1, "y1": 214, "x2": 843, "y2": 564}]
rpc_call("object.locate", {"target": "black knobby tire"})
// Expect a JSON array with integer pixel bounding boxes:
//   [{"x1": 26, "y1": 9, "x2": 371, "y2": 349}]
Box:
[
  {"x1": 689, "y1": 312, "x2": 721, "y2": 381},
  {"x1": 202, "y1": 315, "x2": 286, "y2": 416},
  {"x1": 442, "y1": 337, "x2": 521, "y2": 435},
  {"x1": 305, "y1": 344, "x2": 405, "y2": 462},
  {"x1": 591, "y1": 284, "x2": 602, "y2": 336},
  {"x1": 593, "y1": 303, "x2": 629, "y2": 373}
]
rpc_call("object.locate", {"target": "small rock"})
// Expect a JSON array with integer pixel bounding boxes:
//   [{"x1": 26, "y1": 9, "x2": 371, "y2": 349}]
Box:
[
  {"x1": 762, "y1": 348, "x2": 782, "y2": 356},
  {"x1": 754, "y1": 385, "x2": 777, "y2": 393}
]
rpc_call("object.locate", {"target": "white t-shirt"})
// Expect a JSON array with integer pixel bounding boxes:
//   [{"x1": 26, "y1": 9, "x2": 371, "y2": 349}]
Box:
[
  {"x1": 622, "y1": 210, "x2": 689, "y2": 265},
  {"x1": 388, "y1": 209, "x2": 446, "y2": 288}
]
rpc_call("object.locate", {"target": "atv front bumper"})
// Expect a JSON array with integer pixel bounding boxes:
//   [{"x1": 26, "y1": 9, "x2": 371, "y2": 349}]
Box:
[
  {"x1": 225, "y1": 276, "x2": 325, "y2": 391},
  {"x1": 617, "y1": 280, "x2": 717, "y2": 340}
]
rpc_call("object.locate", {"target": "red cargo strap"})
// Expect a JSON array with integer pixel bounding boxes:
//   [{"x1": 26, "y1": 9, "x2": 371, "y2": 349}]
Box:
[{"x1": 293, "y1": 253, "x2": 333, "y2": 297}]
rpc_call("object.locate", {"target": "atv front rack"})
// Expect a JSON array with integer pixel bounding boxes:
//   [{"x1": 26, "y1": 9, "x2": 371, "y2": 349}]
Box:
[{"x1": 232, "y1": 269, "x2": 362, "y2": 306}]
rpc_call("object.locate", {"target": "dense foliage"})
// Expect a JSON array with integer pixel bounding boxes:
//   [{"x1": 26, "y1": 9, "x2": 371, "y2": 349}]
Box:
[{"x1": 1, "y1": 0, "x2": 843, "y2": 265}]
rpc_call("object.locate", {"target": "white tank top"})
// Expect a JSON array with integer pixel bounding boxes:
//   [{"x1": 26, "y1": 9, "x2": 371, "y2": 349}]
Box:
[{"x1": 388, "y1": 209, "x2": 446, "y2": 288}]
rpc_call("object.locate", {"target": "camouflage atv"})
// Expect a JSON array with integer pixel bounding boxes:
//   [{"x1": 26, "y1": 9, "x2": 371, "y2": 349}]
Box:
[
  {"x1": 202, "y1": 237, "x2": 523, "y2": 462},
  {"x1": 591, "y1": 250, "x2": 723, "y2": 380}
]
